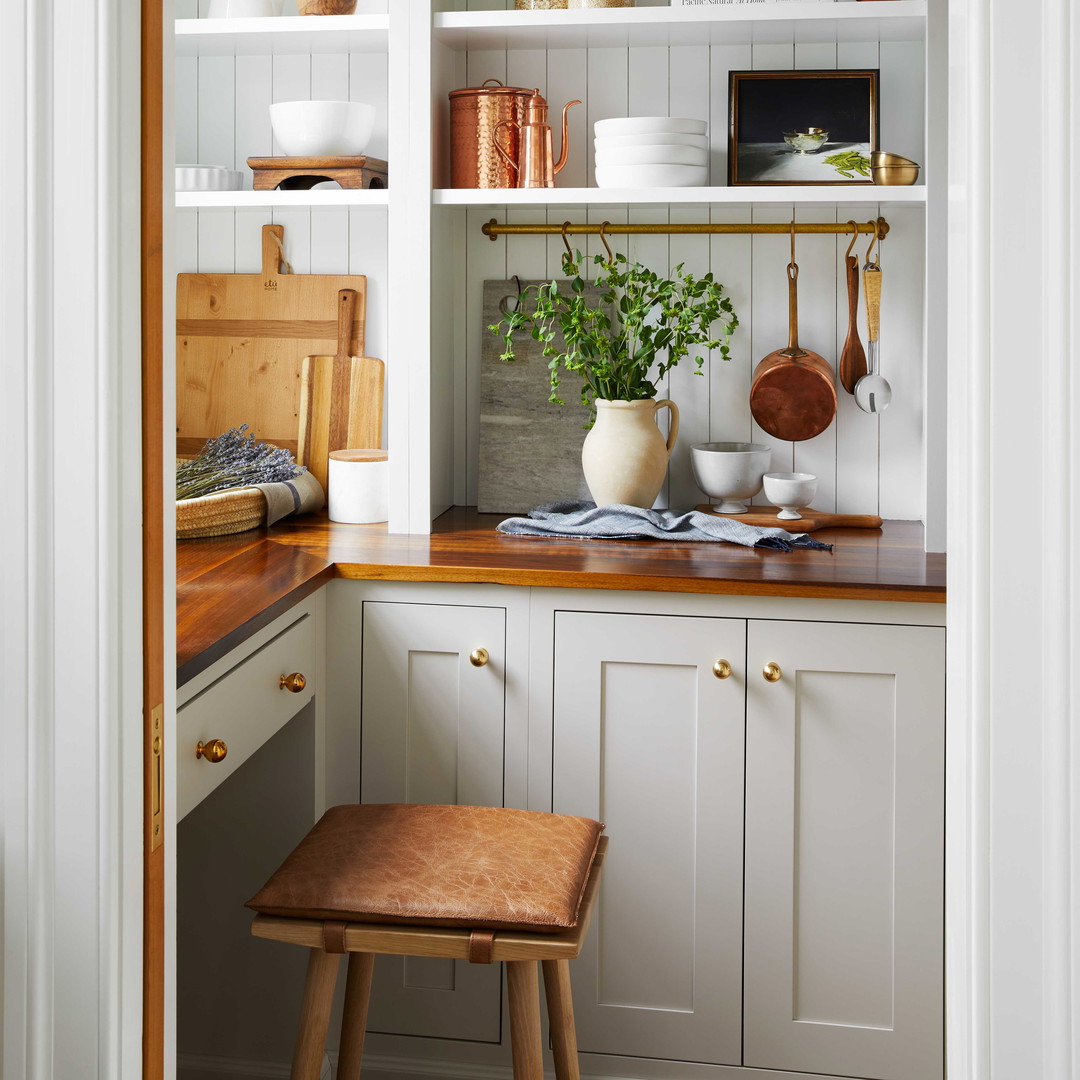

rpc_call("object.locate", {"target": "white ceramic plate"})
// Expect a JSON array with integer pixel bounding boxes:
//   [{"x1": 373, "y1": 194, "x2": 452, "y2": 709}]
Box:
[
  {"x1": 595, "y1": 162, "x2": 709, "y2": 188},
  {"x1": 176, "y1": 165, "x2": 244, "y2": 191},
  {"x1": 594, "y1": 131, "x2": 709, "y2": 150},
  {"x1": 594, "y1": 144, "x2": 708, "y2": 167},
  {"x1": 269, "y1": 100, "x2": 376, "y2": 157},
  {"x1": 594, "y1": 116, "x2": 708, "y2": 138}
]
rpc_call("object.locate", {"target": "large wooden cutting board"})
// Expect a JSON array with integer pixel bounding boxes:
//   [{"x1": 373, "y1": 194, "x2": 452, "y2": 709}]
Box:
[{"x1": 176, "y1": 224, "x2": 366, "y2": 455}]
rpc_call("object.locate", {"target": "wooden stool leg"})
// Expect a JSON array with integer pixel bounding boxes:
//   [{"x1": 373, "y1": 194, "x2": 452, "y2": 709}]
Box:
[
  {"x1": 542, "y1": 959, "x2": 581, "y2": 1080},
  {"x1": 290, "y1": 948, "x2": 341, "y2": 1080},
  {"x1": 506, "y1": 960, "x2": 544, "y2": 1080},
  {"x1": 336, "y1": 952, "x2": 376, "y2": 1080}
]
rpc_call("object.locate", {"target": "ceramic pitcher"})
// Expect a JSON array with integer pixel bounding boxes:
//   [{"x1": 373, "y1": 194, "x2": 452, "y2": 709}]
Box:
[{"x1": 581, "y1": 398, "x2": 680, "y2": 509}]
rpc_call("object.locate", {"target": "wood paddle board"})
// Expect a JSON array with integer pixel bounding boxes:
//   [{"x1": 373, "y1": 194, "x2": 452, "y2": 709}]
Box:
[
  {"x1": 694, "y1": 504, "x2": 883, "y2": 533},
  {"x1": 298, "y1": 289, "x2": 384, "y2": 493},
  {"x1": 176, "y1": 224, "x2": 366, "y2": 455}
]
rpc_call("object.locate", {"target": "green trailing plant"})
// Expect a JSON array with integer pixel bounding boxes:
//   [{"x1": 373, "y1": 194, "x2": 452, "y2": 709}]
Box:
[{"x1": 490, "y1": 249, "x2": 738, "y2": 416}]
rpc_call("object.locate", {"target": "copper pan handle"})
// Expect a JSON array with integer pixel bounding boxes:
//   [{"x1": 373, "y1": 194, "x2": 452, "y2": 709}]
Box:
[{"x1": 786, "y1": 261, "x2": 801, "y2": 354}]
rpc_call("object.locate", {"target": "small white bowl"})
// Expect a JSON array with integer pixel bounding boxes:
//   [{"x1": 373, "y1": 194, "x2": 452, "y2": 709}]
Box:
[
  {"x1": 691, "y1": 442, "x2": 772, "y2": 514},
  {"x1": 208, "y1": 0, "x2": 283, "y2": 16},
  {"x1": 595, "y1": 131, "x2": 709, "y2": 151},
  {"x1": 762, "y1": 472, "x2": 818, "y2": 520},
  {"x1": 594, "y1": 144, "x2": 708, "y2": 167},
  {"x1": 594, "y1": 116, "x2": 708, "y2": 138},
  {"x1": 595, "y1": 162, "x2": 708, "y2": 188},
  {"x1": 269, "y1": 100, "x2": 376, "y2": 157}
]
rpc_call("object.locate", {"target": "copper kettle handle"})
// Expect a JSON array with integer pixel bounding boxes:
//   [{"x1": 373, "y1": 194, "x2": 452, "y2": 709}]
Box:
[{"x1": 492, "y1": 119, "x2": 520, "y2": 175}]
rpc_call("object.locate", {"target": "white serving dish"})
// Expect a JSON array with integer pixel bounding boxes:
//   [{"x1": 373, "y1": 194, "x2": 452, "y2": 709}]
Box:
[
  {"x1": 269, "y1": 100, "x2": 376, "y2": 157},
  {"x1": 208, "y1": 0, "x2": 283, "y2": 15},
  {"x1": 595, "y1": 162, "x2": 708, "y2": 188},
  {"x1": 691, "y1": 442, "x2": 773, "y2": 514},
  {"x1": 762, "y1": 472, "x2": 818, "y2": 520},
  {"x1": 594, "y1": 131, "x2": 709, "y2": 150},
  {"x1": 594, "y1": 116, "x2": 708, "y2": 138},
  {"x1": 594, "y1": 144, "x2": 708, "y2": 167},
  {"x1": 175, "y1": 165, "x2": 243, "y2": 191}
]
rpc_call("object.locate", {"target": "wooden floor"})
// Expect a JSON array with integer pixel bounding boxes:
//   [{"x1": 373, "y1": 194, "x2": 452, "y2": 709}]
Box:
[{"x1": 177, "y1": 506, "x2": 946, "y2": 682}]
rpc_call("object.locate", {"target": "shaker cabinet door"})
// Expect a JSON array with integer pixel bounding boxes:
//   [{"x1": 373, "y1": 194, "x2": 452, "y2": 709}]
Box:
[
  {"x1": 743, "y1": 620, "x2": 945, "y2": 1080},
  {"x1": 360, "y1": 601, "x2": 506, "y2": 1044},
  {"x1": 552, "y1": 611, "x2": 745, "y2": 1066}
]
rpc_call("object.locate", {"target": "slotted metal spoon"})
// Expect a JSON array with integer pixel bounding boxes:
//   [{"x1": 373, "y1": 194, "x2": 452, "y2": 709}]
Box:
[{"x1": 854, "y1": 260, "x2": 892, "y2": 414}]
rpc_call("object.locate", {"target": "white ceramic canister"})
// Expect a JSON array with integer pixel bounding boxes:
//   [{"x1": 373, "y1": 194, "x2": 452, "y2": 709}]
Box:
[{"x1": 328, "y1": 450, "x2": 388, "y2": 524}]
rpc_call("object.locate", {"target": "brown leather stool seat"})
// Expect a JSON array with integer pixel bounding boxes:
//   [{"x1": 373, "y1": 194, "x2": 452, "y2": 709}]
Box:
[{"x1": 247, "y1": 803, "x2": 606, "y2": 1080}]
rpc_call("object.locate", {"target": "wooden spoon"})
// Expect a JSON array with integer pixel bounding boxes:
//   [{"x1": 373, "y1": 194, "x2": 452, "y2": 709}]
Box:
[{"x1": 839, "y1": 252, "x2": 867, "y2": 394}]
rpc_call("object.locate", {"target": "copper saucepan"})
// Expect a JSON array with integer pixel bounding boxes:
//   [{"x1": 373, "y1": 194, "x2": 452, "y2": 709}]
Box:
[{"x1": 749, "y1": 225, "x2": 837, "y2": 442}]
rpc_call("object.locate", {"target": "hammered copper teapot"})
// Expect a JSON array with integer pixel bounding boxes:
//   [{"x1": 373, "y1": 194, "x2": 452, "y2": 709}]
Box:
[{"x1": 494, "y1": 90, "x2": 580, "y2": 188}]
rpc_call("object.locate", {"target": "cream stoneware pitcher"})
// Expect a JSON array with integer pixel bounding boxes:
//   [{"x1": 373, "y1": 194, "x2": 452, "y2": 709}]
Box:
[{"x1": 581, "y1": 398, "x2": 680, "y2": 508}]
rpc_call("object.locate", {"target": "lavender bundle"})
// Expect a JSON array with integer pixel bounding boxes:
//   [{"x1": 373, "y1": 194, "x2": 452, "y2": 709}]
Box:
[{"x1": 176, "y1": 426, "x2": 306, "y2": 501}]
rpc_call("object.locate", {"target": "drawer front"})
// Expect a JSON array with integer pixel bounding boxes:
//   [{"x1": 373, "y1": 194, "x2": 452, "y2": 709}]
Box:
[{"x1": 177, "y1": 615, "x2": 316, "y2": 819}]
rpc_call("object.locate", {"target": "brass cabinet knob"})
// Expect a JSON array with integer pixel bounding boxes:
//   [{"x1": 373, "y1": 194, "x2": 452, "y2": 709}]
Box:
[
  {"x1": 469, "y1": 648, "x2": 490, "y2": 668},
  {"x1": 762, "y1": 662, "x2": 783, "y2": 683},
  {"x1": 712, "y1": 659, "x2": 732, "y2": 680},
  {"x1": 279, "y1": 672, "x2": 307, "y2": 693},
  {"x1": 196, "y1": 739, "x2": 228, "y2": 763}
]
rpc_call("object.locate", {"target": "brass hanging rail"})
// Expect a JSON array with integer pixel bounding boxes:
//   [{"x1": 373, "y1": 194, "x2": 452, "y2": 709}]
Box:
[{"x1": 483, "y1": 216, "x2": 890, "y2": 241}]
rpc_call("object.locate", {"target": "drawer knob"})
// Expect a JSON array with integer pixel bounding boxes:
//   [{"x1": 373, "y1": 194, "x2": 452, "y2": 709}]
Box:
[
  {"x1": 712, "y1": 659, "x2": 732, "y2": 680},
  {"x1": 762, "y1": 662, "x2": 783, "y2": 683},
  {"x1": 196, "y1": 739, "x2": 228, "y2": 764},
  {"x1": 469, "y1": 648, "x2": 490, "y2": 668},
  {"x1": 279, "y1": 672, "x2": 307, "y2": 694}
]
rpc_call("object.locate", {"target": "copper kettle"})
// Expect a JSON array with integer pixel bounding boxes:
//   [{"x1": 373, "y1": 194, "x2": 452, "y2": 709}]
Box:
[{"x1": 493, "y1": 90, "x2": 580, "y2": 188}]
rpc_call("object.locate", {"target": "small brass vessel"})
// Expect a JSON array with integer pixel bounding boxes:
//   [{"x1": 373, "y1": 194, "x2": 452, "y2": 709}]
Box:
[{"x1": 870, "y1": 150, "x2": 921, "y2": 185}]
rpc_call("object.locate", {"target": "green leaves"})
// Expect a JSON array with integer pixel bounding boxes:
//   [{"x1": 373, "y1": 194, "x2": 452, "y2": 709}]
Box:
[{"x1": 489, "y1": 249, "x2": 740, "y2": 417}]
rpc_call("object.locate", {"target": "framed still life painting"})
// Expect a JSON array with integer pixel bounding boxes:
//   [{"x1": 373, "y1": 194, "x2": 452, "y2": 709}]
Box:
[{"x1": 728, "y1": 70, "x2": 879, "y2": 186}]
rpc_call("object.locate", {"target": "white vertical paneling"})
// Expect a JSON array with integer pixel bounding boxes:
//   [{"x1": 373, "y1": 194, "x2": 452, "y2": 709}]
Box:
[
  {"x1": 233, "y1": 55, "x2": 271, "y2": 179},
  {"x1": 311, "y1": 50, "x2": 348, "y2": 103},
  {"x1": 175, "y1": 210, "x2": 200, "y2": 275},
  {"x1": 175, "y1": 56, "x2": 199, "y2": 165},
  {"x1": 709, "y1": 205, "x2": 753, "y2": 447},
  {"x1": 505, "y1": 207, "x2": 548, "y2": 280},
  {"x1": 508, "y1": 47, "x2": 545, "y2": 101},
  {"x1": 271, "y1": 53, "x2": 310, "y2": 156},
  {"x1": 351, "y1": 208, "x2": 388, "y2": 362},
  {"x1": 233, "y1": 211, "x2": 266, "y2": 273},
  {"x1": 794, "y1": 41, "x2": 837, "y2": 72},
  {"x1": 350, "y1": 49, "x2": 389, "y2": 161},
  {"x1": 546, "y1": 48, "x2": 588, "y2": 190},
  {"x1": 880, "y1": 40, "x2": 925, "y2": 165},
  {"x1": 197, "y1": 56, "x2": 234, "y2": 169},
  {"x1": 465, "y1": 48, "x2": 506, "y2": 88},
  {"x1": 587, "y1": 47, "x2": 628, "y2": 187},
  {"x1": 197, "y1": 208, "x2": 235, "y2": 273},
  {"x1": 176, "y1": 0, "x2": 197, "y2": 16},
  {"x1": 877, "y1": 205, "x2": 925, "y2": 520},
  {"x1": 710, "y1": 44, "x2": 751, "y2": 187},
  {"x1": 752, "y1": 42, "x2": 796, "y2": 73}
]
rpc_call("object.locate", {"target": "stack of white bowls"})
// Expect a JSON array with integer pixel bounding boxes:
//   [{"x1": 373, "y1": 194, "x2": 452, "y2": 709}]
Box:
[{"x1": 594, "y1": 117, "x2": 708, "y2": 188}]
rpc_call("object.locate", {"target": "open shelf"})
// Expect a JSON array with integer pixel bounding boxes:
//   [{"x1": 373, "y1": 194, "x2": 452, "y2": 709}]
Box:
[
  {"x1": 433, "y1": 185, "x2": 927, "y2": 208},
  {"x1": 432, "y1": 1, "x2": 927, "y2": 51},
  {"x1": 176, "y1": 189, "x2": 389, "y2": 209},
  {"x1": 175, "y1": 14, "x2": 389, "y2": 57}
]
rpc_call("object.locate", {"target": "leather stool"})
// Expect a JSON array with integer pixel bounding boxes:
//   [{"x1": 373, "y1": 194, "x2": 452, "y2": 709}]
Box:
[{"x1": 246, "y1": 803, "x2": 606, "y2": 1080}]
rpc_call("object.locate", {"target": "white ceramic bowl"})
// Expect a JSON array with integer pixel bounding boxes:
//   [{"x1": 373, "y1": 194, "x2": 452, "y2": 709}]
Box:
[
  {"x1": 269, "y1": 100, "x2": 376, "y2": 157},
  {"x1": 594, "y1": 131, "x2": 709, "y2": 150},
  {"x1": 691, "y1": 442, "x2": 772, "y2": 514},
  {"x1": 762, "y1": 472, "x2": 818, "y2": 520},
  {"x1": 595, "y1": 162, "x2": 708, "y2": 188},
  {"x1": 175, "y1": 165, "x2": 243, "y2": 191},
  {"x1": 208, "y1": 0, "x2": 283, "y2": 16},
  {"x1": 594, "y1": 116, "x2": 708, "y2": 138},
  {"x1": 594, "y1": 144, "x2": 708, "y2": 167}
]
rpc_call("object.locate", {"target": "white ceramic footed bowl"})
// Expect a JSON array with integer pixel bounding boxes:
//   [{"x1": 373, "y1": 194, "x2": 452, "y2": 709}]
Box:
[
  {"x1": 594, "y1": 144, "x2": 708, "y2": 167},
  {"x1": 269, "y1": 100, "x2": 376, "y2": 157},
  {"x1": 594, "y1": 116, "x2": 708, "y2": 138},
  {"x1": 763, "y1": 471, "x2": 818, "y2": 520},
  {"x1": 595, "y1": 162, "x2": 707, "y2": 188},
  {"x1": 691, "y1": 442, "x2": 772, "y2": 514}
]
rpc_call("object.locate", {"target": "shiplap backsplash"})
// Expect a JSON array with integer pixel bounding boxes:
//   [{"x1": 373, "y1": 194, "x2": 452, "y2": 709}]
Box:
[{"x1": 175, "y1": 6, "x2": 927, "y2": 521}]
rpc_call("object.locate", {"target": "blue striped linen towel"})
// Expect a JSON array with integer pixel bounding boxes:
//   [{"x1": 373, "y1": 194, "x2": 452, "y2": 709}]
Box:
[{"x1": 497, "y1": 501, "x2": 832, "y2": 552}]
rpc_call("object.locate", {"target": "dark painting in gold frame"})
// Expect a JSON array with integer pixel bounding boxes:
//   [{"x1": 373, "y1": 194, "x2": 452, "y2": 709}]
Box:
[{"x1": 728, "y1": 70, "x2": 879, "y2": 186}]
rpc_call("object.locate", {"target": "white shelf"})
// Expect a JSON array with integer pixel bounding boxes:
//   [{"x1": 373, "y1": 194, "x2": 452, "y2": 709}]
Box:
[
  {"x1": 176, "y1": 189, "x2": 389, "y2": 209},
  {"x1": 433, "y1": 185, "x2": 926, "y2": 208},
  {"x1": 432, "y1": 2, "x2": 927, "y2": 51},
  {"x1": 175, "y1": 14, "x2": 388, "y2": 57}
]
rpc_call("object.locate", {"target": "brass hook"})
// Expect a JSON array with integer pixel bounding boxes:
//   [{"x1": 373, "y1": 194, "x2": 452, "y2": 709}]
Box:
[
  {"x1": 561, "y1": 221, "x2": 574, "y2": 259},
  {"x1": 598, "y1": 220, "x2": 614, "y2": 264},
  {"x1": 864, "y1": 222, "x2": 879, "y2": 268},
  {"x1": 845, "y1": 220, "x2": 860, "y2": 259}
]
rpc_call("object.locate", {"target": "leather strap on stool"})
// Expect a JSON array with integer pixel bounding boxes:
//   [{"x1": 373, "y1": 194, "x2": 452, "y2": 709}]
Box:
[
  {"x1": 322, "y1": 920, "x2": 349, "y2": 954},
  {"x1": 467, "y1": 930, "x2": 496, "y2": 964}
]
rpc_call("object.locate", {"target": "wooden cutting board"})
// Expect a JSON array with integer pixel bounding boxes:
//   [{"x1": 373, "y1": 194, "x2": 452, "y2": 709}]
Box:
[
  {"x1": 176, "y1": 224, "x2": 366, "y2": 456},
  {"x1": 695, "y1": 504, "x2": 883, "y2": 533},
  {"x1": 297, "y1": 288, "x2": 384, "y2": 492}
]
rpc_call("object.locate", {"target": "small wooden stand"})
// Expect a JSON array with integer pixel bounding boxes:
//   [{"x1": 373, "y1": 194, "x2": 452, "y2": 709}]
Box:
[
  {"x1": 694, "y1": 504, "x2": 883, "y2": 533},
  {"x1": 248, "y1": 156, "x2": 388, "y2": 192}
]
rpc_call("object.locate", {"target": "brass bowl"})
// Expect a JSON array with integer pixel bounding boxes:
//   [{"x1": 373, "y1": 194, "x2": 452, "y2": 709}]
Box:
[
  {"x1": 871, "y1": 150, "x2": 918, "y2": 168},
  {"x1": 871, "y1": 163, "x2": 921, "y2": 186}
]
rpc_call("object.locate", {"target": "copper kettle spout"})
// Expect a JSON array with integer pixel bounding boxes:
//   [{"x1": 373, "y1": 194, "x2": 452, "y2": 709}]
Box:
[{"x1": 553, "y1": 99, "x2": 581, "y2": 175}]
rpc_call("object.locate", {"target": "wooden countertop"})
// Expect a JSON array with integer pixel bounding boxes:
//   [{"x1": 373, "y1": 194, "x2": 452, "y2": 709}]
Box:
[{"x1": 177, "y1": 506, "x2": 946, "y2": 683}]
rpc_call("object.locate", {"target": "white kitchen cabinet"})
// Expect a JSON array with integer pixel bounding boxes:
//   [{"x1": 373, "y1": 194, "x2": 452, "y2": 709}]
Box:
[
  {"x1": 743, "y1": 620, "x2": 944, "y2": 1080},
  {"x1": 359, "y1": 599, "x2": 507, "y2": 1044},
  {"x1": 549, "y1": 607, "x2": 944, "y2": 1078}
]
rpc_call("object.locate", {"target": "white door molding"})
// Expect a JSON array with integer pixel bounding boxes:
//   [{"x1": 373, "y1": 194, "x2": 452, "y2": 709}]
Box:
[
  {"x1": 948, "y1": 0, "x2": 1079, "y2": 1077},
  {"x1": 0, "y1": 0, "x2": 145, "y2": 1078}
]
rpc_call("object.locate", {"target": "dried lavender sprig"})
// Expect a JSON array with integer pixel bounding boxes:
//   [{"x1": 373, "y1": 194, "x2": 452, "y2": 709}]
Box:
[{"x1": 177, "y1": 425, "x2": 306, "y2": 501}]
